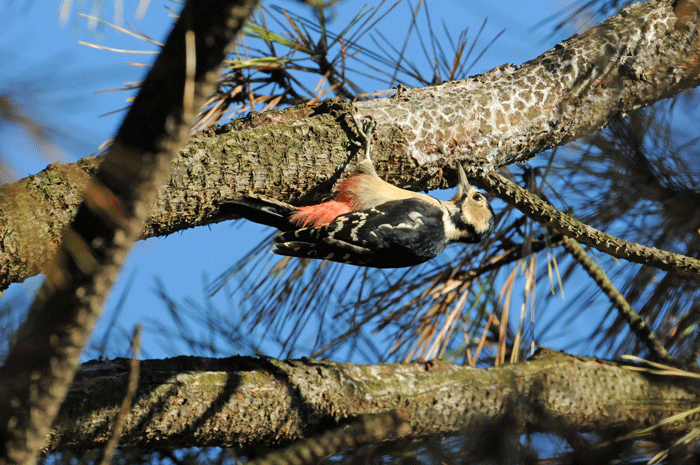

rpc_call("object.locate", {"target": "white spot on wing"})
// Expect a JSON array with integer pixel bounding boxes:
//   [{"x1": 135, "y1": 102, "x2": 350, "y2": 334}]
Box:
[
  {"x1": 328, "y1": 216, "x2": 350, "y2": 239},
  {"x1": 378, "y1": 210, "x2": 425, "y2": 230},
  {"x1": 347, "y1": 213, "x2": 369, "y2": 241}
]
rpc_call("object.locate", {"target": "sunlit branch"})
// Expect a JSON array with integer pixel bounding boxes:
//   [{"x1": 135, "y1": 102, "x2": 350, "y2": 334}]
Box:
[
  {"x1": 561, "y1": 236, "x2": 675, "y2": 365},
  {"x1": 477, "y1": 171, "x2": 700, "y2": 280}
]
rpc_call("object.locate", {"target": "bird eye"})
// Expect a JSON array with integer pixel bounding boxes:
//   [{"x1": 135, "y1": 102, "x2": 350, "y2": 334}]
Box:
[{"x1": 472, "y1": 193, "x2": 483, "y2": 202}]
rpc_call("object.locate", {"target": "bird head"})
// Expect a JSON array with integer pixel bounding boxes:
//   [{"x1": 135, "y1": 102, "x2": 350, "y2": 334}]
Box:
[{"x1": 448, "y1": 163, "x2": 495, "y2": 243}]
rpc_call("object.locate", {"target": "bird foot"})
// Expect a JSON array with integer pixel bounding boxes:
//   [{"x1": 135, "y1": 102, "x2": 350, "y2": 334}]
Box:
[{"x1": 349, "y1": 113, "x2": 377, "y2": 175}]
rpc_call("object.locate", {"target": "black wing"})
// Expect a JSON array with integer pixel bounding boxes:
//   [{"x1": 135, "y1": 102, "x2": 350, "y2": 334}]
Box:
[{"x1": 273, "y1": 198, "x2": 449, "y2": 268}]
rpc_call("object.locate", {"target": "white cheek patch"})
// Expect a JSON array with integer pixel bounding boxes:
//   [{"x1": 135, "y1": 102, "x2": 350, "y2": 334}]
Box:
[
  {"x1": 407, "y1": 211, "x2": 424, "y2": 223},
  {"x1": 467, "y1": 205, "x2": 492, "y2": 234}
]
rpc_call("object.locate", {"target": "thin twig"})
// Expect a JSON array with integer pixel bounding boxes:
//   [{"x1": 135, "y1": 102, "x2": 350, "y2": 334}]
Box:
[
  {"x1": 561, "y1": 236, "x2": 675, "y2": 365},
  {"x1": 477, "y1": 171, "x2": 700, "y2": 280},
  {"x1": 97, "y1": 326, "x2": 142, "y2": 465}
]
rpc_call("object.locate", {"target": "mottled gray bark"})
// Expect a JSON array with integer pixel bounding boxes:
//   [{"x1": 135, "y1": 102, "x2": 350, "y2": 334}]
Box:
[{"x1": 45, "y1": 352, "x2": 700, "y2": 453}]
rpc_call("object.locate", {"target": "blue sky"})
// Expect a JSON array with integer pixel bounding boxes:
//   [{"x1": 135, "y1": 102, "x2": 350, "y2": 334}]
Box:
[{"x1": 1, "y1": 0, "x2": 588, "y2": 362}]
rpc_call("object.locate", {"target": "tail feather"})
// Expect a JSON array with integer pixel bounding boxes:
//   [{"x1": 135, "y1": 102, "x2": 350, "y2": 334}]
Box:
[
  {"x1": 273, "y1": 236, "x2": 375, "y2": 265},
  {"x1": 216, "y1": 194, "x2": 297, "y2": 231}
]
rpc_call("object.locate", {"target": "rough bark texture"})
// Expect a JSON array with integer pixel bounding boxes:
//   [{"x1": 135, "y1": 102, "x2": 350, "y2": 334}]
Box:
[
  {"x1": 356, "y1": 0, "x2": 700, "y2": 168},
  {"x1": 45, "y1": 351, "x2": 700, "y2": 453},
  {"x1": 1, "y1": 0, "x2": 699, "y2": 292}
]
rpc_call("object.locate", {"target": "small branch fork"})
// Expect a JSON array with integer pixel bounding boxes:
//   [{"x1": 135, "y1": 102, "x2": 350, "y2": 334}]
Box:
[{"x1": 476, "y1": 171, "x2": 700, "y2": 280}]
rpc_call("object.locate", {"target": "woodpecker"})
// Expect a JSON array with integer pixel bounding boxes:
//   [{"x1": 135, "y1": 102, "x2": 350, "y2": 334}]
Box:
[{"x1": 219, "y1": 119, "x2": 495, "y2": 268}]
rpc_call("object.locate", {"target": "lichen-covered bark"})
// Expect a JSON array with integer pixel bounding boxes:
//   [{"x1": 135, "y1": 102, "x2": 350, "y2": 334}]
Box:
[
  {"x1": 0, "y1": 158, "x2": 98, "y2": 291},
  {"x1": 1, "y1": 0, "x2": 699, "y2": 292},
  {"x1": 0, "y1": 102, "x2": 365, "y2": 292},
  {"x1": 355, "y1": 0, "x2": 700, "y2": 167},
  {"x1": 45, "y1": 352, "x2": 700, "y2": 453}
]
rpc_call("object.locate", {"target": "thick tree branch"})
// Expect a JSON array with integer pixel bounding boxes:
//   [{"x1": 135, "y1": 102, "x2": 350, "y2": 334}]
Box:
[
  {"x1": 0, "y1": 2, "x2": 258, "y2": 464},
  {"x1": 355, "y1": 0, "x2": 700, "y2": 167},
  {"x1": 45, "y1": 352, "x2": 700, "y2": 454},
  {"x1": 0, "y1": 0, "x2": 698, "y2": 292}
]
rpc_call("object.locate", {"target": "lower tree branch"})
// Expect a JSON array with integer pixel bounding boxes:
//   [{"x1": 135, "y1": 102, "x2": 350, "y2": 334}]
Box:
[
  {"x1": 247, "y1": 412, "x2": 411, "y2": 465},
  {"x1": 95, "y1": 327, "x2": 142, "y2": 465},
  {"x1": 45, "y1": 352, "x2": 699, "y2": 454}
]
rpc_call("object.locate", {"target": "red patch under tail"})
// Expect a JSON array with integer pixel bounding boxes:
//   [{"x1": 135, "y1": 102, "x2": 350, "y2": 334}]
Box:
[{"x1": 289, "y1": 201, "x2": 352, "y2": 228}]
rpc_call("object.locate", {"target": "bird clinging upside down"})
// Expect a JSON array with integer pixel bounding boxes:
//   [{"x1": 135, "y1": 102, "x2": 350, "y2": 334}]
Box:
[{"x1": 218, "y1": 118, "x2": 495, "y2": 268}]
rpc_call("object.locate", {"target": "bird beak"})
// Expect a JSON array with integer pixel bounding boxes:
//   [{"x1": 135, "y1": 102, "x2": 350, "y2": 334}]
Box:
[{"x1": 454, "y1": 163, "x2": 470, "y2": 199}]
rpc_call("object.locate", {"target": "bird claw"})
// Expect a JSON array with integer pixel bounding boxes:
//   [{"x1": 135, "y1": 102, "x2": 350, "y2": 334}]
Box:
[
  {"x1": 350, "y1": 114, "x2": 375, "y2": 148},
  {"x1": 350, "y1": 113, "x2": 377, "y2": 171}
]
